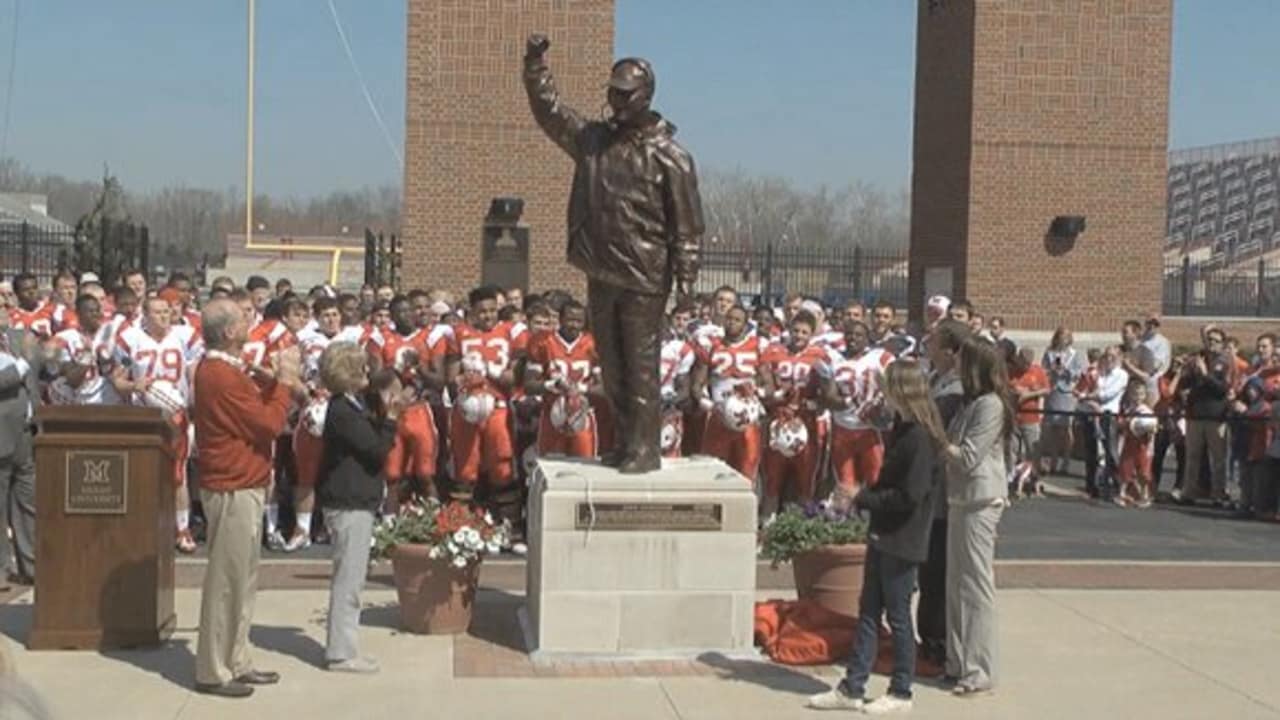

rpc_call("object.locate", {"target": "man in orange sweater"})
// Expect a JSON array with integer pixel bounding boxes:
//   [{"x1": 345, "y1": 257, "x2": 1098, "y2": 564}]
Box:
[{"x1": 192, "y1": 298, "x2": 303, "y2": 698}]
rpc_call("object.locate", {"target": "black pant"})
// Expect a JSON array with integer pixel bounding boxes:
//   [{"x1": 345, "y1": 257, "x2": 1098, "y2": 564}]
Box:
[
  {"x1": 916, "y1": 517, "x2": 947, "y2": 661},
  {"x1": 1152, "y1": 426, "x2": 1185, "y2": 494},
  {"x1": 587, "y1": 281, "x2": 666, "y2": 462}
]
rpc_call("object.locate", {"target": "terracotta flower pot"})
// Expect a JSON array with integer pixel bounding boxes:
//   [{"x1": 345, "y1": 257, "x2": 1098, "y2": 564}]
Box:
[
  {"x1": 390, "y1": 544, "x2": 481, "y2": 634},
  {"x1": 791, "y1": 544, "x2": 867, "y2": 619}
]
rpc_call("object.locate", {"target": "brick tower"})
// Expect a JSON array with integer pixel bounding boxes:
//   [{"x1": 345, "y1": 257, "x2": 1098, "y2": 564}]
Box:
[
  {"x1": 908, "y1": 0, "x2": 1172, "y2": 331},
  {"x1": 401, "y1": 0, "x2": 615, "y2": 296}
]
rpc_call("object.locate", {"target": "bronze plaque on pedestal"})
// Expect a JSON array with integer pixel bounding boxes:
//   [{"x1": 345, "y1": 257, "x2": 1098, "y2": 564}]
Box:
[
  {"x1": 65, "y1": 450, "x2": 128, "y2": 515},
  {"x1": 575, "y1": 502, "x2": 722, "y2": 531},
  {"x1": 481, "y1": 224, "x2": 529, "y2": 292}
]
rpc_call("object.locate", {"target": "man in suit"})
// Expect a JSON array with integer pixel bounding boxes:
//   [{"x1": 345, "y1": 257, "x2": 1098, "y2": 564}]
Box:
[{"x1": 0, "y1": 310, "x2": 42, "y2": 588}]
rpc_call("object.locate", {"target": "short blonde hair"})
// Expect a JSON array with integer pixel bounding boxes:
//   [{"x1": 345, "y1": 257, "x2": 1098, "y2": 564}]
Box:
[{"x1": 319, "y1": 341, "x2": 368, "y2": 395}]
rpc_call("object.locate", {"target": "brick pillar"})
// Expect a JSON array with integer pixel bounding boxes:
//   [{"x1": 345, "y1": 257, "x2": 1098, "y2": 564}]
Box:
[
  {"x1": 402, "y1": 0, "x2": 615, "y2": 298},
  {"x1": 908, "y1": 0, "x2": 1172, "y2": 332}
]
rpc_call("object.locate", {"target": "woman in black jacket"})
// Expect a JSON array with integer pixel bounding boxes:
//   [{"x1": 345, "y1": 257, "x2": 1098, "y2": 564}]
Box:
[
  {"x1": 808, "y1": 360, "x2": 946, "y2": 715},
  {"x1": 316, "y1": 344, "x2": 400, "y2": 674}
]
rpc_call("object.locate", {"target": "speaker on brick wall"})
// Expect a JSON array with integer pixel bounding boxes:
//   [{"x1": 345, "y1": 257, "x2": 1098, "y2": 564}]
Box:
[
  {"x1": 1044, "y1": 215, "x2": 1086, "y2": 257},
  {"x1": 1049, "y1": 215, "x2": 1086, "y2": 238},
  {"x1": 486, "y1": 197, "x2": 524, "y2": 225}
]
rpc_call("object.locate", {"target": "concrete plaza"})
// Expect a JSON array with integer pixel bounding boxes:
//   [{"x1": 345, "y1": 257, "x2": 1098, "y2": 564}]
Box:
[{"x1": 2, "y1": 585, "x2": 1278, "y2": 720}]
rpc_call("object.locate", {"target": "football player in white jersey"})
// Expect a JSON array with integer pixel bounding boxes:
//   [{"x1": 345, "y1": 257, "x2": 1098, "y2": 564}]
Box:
[
  {"x1": 817, "y1": 318, "x2": 894, "y2": 499},
  {"x1": 288, "y1": 296, "x2": 343, "y2": 551},
  {"x1": 51, "y1": 294, "x2": 121, "y2": 406},
  {"x1": 112, "y1": 296, "x2": 204, "y2": 553}
]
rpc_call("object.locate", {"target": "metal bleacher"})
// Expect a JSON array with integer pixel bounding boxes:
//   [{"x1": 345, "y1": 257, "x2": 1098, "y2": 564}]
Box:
[{"x1": 1165, "y1": 138, "x2": 1280, "y2": 262}]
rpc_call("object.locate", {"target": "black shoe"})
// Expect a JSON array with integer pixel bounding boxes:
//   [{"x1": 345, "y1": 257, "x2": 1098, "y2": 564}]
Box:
[
  {"x1": 6, "y1": 572, "x2": 33, "y2": 587},
  {"x1": 235, "y1": 670, "x2": 280, "y2": 685},
  {"x1": 195, "y1": 681, "x2": 255, "y2": 698}
]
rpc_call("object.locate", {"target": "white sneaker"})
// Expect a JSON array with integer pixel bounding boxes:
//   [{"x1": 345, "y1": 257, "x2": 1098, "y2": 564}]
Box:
[
  {"x1": 283, "y1": 531, "x2": 311, "y2": 553},
  {"x1": 863, "y1": 695, "x2": 913, "y2": 715},
  {"x1": 509, "y1": 542, "x2": 528, "y2": 557},
  {"x1": 326, "y1": 656, "x2": 380, "y2": 674},
  {"x1": 805, "y1": 687, "x2": 864, "y2": 711},
  {"x1": 265, "y1": 530, "x2": 286, "y2": 551}
]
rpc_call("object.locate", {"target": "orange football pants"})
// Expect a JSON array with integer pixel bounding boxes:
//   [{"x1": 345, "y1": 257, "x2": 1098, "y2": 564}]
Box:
[
  {"x1": 762, "y1": 416, "x2": 827, "y2": 503},
  {"x1": 449, "y1": 405, "x2": 514, "y2": 487},
  {"x1": 536, "y1": 410, "x2": 597, "y2": 458},
  {"x1": 702, "y1": 415, "x2": 763, "y2": 481},
  {"x1": 386, "y1": 403, "x2": 438, "y2": 484},
  {"x1": 831, "y1": 426, "x2": 883, "y2": 493},
  {"x1": 171, "y1": 412, "x2": 190, "y2": 489}
]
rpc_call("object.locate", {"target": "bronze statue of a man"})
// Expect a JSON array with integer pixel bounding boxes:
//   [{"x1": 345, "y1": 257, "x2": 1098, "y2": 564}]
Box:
[{"x1": 523, "y1": 34, "x2": 704, "y2": 474}]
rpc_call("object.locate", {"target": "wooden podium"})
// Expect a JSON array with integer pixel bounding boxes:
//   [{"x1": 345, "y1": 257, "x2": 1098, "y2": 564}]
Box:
[{"x1": 28, "y1": 405, "x2": 177, "y2": 650}]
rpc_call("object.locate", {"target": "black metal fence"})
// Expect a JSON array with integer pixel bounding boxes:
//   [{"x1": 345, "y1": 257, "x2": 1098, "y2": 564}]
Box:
[
  {"x1": 0, "y1": 222, "x2": 72, "y2": 286},
  {"x1": 364, "y1": 229, "x2": 401, "y2": 289},
  {"x1": 1163, "y1": 255, "x2": 1280, "y2": 317},
  {"x1": 697, "y1": 243, "x2": 908, "y2": 308},
  {"x1": 0, "y1": 220, "x2": 150, "y2": 288}
]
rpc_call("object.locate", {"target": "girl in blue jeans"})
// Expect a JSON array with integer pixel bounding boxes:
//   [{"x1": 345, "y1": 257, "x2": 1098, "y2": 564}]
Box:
[{"x1": 808, "y1": 361, "x2": 946, "y2": 715}]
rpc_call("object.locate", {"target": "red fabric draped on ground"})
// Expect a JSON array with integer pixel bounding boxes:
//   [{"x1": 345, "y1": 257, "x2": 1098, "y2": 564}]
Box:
[{"x1": 753, "y1": 599, "x2": 944, "y2": 677}]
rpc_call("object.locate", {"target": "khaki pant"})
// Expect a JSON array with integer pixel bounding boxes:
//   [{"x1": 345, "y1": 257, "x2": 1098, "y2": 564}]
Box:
[
  {"x1": 945, "y1": 501, "x2": 1004, "y2": 690},
  {"x1": 196, "y1": 487, "x2": 265, "y2": 686},
  {"x1": 324, "y1": 509, "x2": 374, "y2": 663},
  {"x1": 1182, "y1": 420, "x2": 1227, "y2": 500}
]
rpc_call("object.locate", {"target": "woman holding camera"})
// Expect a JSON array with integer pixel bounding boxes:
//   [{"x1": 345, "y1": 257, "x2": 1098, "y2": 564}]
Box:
[{"x1": 316, "y1": 343, "x2": 401, "y2": 674}]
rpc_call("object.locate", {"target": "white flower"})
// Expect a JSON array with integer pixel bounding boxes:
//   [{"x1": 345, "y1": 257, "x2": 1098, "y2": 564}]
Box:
[
  {"x1": 483, "y1": 511, "x2": 494, "y2": 525},
  {"x1": 428, "y1": 546, "x2": 444, "y2": 560},
  {"x1": 451, "y1": 555, "x2": 468, "y2": 568},
  {"x1": 453, "y1": 529, "x2": 467, "y2": 544},
  {"x1": 485, "y1": 541, "x2": 501, "y2": 555},
  {"x1": 463, "y1": 528, "x2": 481, "y2": 546}
]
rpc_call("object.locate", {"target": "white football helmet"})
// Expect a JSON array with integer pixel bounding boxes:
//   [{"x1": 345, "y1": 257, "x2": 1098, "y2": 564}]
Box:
[
  {"x1": 301, "y1": 399, "x2": 329, "y2": 437},
  {"x1": 549, "y1": 393, "x2": 590, "y2": 433},
  {"x1": 769, "y1": 416, "x2": 810, "y2": 458},
  {"x1": 459, "y1": 389, "x2": 497, "y2": 425},
  {"x1": 1129, "y1": 416, "x2": 1158, "y2": 438},
  {"x1": 717, "y1": 389, "x2": 763, "y2": 433},
  {"x1": 142, "y1": 379, "x2": 187, "y2": 420}
]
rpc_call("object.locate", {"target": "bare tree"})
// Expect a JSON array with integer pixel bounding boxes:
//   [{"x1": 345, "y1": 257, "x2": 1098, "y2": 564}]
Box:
[
  {"x1": 2, "y1": 159, "x2": 402, "y2": 269},
  {"x1": 701, "y1": 167, "x2": 908, "y2": 251}
]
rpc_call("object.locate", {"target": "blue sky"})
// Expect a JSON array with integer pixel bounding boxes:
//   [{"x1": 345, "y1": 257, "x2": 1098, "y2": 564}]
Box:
[{"x1": 0, "y1": 0, "x2": 1276, "y2": 197}]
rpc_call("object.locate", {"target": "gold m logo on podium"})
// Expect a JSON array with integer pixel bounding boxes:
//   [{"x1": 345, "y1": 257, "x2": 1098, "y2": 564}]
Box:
[{"x1": 65, "y1": 450, "x2": 129, "y2": 515}]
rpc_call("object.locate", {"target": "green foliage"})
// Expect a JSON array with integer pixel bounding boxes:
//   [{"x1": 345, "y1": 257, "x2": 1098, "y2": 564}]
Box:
[{"x1": 759, "y1": 503, "x2": 868, "y2": 566}]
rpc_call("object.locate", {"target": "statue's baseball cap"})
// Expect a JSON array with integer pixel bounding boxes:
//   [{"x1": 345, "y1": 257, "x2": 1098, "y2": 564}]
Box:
[{"x1": 608, "y1": 58, "x2": 651, "y2": 91}]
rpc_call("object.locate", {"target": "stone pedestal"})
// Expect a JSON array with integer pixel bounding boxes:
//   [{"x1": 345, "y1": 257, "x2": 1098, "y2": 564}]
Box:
[{"x1": 523, "y1": 457, "x2": 757, "y2": 658}]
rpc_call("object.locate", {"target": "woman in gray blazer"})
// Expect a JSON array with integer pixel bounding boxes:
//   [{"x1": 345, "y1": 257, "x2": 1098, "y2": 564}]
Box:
[{"x1": 940, "y1": 338, "x2": 1013, "y2": 696}]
